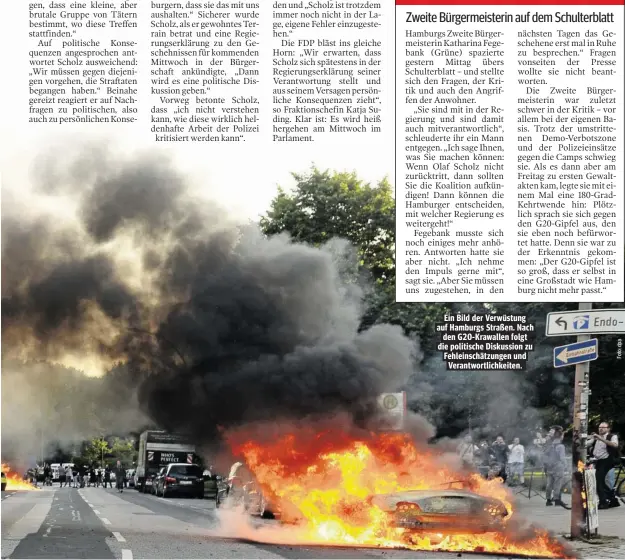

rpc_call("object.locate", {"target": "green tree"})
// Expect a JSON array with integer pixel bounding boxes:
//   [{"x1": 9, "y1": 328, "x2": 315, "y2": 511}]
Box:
[
  {"x1": 110, "y1": 437, "x2": 136, "y2": 466},
  {"x1": 259, "y1": 167, "x2": 449, "y2": 353},
  {"x1": 83, "y1": 437, "x2": 111, "y2": 467},
  {"x1": 260, "y1": 167, "x2": 395, "y2": 283}
]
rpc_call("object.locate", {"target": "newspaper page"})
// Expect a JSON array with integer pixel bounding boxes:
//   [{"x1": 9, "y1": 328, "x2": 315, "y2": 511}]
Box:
[{"x1": 0, "y1": 0, "x2": 624, "y2": 557}]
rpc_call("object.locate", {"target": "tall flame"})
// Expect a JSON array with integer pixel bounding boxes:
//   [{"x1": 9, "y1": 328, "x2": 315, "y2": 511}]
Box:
[{"x1": 224, "y1": 427, "x2": 571, "y2": 558}]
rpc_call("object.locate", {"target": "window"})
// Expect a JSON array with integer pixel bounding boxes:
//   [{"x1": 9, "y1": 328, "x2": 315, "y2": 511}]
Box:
[{"x1": 168, "y1": 465, "x2": 202, "y2": 476}]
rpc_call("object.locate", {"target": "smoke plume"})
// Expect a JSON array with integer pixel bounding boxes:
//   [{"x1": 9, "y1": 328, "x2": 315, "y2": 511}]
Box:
[
  {"x1": 1, "y1": 361, "x2": 148, "y2": 465},
  {"x1": 2, "y1": 146, "x2": 422, "y2": 449}
]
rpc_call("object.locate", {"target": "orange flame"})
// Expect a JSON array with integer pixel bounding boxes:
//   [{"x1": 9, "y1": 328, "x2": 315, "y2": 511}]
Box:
[
  {"x1": 224, "y1": 426, "x2": 570, "y2": 558},
  {"x1": 2, "y1": 463, "x2": 41, "y2": 491}
]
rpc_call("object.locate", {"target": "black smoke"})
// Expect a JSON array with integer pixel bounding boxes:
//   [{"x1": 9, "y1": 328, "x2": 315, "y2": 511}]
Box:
[{"x1": 2, "y1": 147, "x2": 420, "y2": 445}]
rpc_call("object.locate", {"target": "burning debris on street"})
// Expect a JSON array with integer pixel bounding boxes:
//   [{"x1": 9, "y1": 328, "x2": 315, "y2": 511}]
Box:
[
  {"x1": 2, "y1": 148, "x2": 573, "y2": 558},
  {"x1": 1, "y1": 464, "x2": 40, "y2": 491}
]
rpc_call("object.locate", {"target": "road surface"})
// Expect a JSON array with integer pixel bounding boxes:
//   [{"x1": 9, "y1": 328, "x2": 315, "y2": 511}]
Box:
[{"x1": 1, "y1": 486, "x2": 544, "y2": 559}]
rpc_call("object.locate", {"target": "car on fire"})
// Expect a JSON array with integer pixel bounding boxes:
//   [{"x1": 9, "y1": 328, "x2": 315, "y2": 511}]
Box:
[
  {"x1": 218, "y1": 462, "x2": 278, "y2": 518},
  {"x1": 370, "y1": 488, "x2": 509, "y2": 535}
]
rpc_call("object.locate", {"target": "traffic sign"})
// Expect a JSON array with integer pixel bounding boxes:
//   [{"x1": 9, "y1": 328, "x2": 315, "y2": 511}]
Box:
[
  {"x1": 378, "y1": 392, "x2": 407, "y2": 431},
  {"x1": 553, "y1": 339, "x2": 598, "y2": 368},
  {"x1": 546, "y1": 309, "x2": 625, "y2": 336}
]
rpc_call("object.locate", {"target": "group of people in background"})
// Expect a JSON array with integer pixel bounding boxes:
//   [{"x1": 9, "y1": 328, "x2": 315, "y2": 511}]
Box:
[
  {"x1": 29, "y1": 462, "x2": 128, "y2": 492},
  {"x1": 457, "y1": 421, "x2": 621, "y2": 510},
  {"x1": 58, "y1": 465, "x2": 81, "y2": 488},
  {"x1": 457, "y1": 434, "x2": 526, "y2": 484},
  {"x1": 59, "y1": 463, "x2": 126, "y2": 490}
]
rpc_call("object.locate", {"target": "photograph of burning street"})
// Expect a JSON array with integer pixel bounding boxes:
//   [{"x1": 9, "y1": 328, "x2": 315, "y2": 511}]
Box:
[{"x1": 2, "y1": 144, "x2": 624, "y2": 560}]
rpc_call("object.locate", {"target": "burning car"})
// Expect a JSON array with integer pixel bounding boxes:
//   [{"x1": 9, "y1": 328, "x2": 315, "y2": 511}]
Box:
[
  {"x1": 220, "y1": 428, "x2": 574, "y2": 558},
  {"x1": 1, "y1": 463, "x2": 40, "y2": 491},
  {"x1": 219, "y1": 461, "x2": 278, "y2": 518},
  {"x1": 370, "y1": 488, "x2": 509, "y2": 536}
]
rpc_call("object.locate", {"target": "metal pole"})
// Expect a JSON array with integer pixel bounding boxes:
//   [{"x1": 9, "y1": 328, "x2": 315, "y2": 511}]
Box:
[{"x1": 570, "y1": 302, "x2": 592, "y2": 539}]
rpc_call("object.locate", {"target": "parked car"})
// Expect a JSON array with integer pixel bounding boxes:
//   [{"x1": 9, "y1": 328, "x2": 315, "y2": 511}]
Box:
[
  {"x1": 143, "y1": 472, "x2": 157, "y2": 493},
  {"x1": 151, "y1": 467, "x2": 165, "y2": 494},
  {"x1": 153, "y1": 463, "x2": 204, "y2": 498}
]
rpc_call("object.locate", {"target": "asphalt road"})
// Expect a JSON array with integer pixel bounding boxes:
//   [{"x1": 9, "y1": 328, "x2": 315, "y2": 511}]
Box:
[{"x1": 1, "y1": 487, "x2": 535, "y2": 559}]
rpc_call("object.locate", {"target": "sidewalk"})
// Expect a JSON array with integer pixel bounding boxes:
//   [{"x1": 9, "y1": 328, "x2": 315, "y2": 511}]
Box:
[{"x1": 513, "y1": 493, "x2": 624, "y2": 558}]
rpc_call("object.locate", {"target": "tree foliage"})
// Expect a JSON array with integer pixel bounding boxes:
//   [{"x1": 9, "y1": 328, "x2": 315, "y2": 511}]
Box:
[
  {"x1": 259, "y1": 167, "x2": 450, "y2": 354},
  {"x1": 260, "y1": 167, "x2": 395, "y2": 283},
  {"x1": 260, "y1": 167, "x2": 625, "y2": 441},
  {"x1": 110, "y1": 437, "x2": 136, "y2": 465},
  {"x1": 83, "y1": 437, "x2": 111, "y2": 466}
]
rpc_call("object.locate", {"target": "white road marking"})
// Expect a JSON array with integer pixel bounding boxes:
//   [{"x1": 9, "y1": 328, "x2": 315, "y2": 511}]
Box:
[
  {"x1": 87, "y1": 503, "x2": 93, "y2": 507},
  {"x1": 101, "y1": 517, "x2": 112, "y2": 525},
  {"x1": 93, "y1": 509, "x2": 101, "y2": 514},
  {"x1": 122, "y1": 549, "x2": 133, "y2": 559},
  {"x1": 112, "y1": 532, "x2": 126, "y2": 542},
  {"x1": 1, "y1": 499, "x2": 55, "y2": 559},
  {"x1": 72, "y1": 510, "x2": 81, "y2": 522}
]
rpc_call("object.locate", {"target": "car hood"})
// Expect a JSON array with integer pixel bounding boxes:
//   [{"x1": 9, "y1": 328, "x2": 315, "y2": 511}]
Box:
[{"x1": 371, "y1": 489, "x2": 498, "y2": 511}]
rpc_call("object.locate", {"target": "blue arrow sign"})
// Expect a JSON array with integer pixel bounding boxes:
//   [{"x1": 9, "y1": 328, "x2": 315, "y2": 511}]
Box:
[{"x1": 553, "y1": 339, "x2": 598, "y2": 368}]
